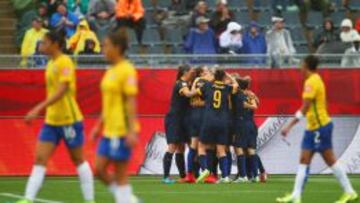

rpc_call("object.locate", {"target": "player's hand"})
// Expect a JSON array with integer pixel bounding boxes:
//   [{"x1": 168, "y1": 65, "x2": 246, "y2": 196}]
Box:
[
  {"x1": 125, "y1": 132, "x2": 138, "y2": 148},
  {"x1": 24, "y1": 105, "x2": 42, "y2": 125},
  {"x1": 281, "y1": 126, "x2": 291, "y2": 137}
]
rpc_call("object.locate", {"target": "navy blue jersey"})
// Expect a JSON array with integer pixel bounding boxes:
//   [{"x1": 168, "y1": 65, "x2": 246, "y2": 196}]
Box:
[
  {"x1": 167, "y1": 80, "x2": 191, "y2": 117},
  {"x1": 236, "y1": 92, "x2": 255, "y2": 122},
  {"x1": 190, "y1": 78, "x2": 207, "y2": 107},
  {"x1": 200, "y1": 81, "x2": 234, "y2": 119}
]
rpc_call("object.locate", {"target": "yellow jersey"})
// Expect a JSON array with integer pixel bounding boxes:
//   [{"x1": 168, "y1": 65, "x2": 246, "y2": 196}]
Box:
[
  {"x1": 302, "y1": 73, "x2": 331, "y2": 130},
  {"x1": 45, "y1": 54, "x2": 83, "y2": 126},
  {"x1": 101, "y1": 60, "x2": 139, "y2": 138}
]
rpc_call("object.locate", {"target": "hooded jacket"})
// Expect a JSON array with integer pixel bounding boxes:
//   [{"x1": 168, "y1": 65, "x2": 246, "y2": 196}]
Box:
[
  {"x1": 242, "y1": 22, "x2": 267, "y2": 64},
  {"x1": 340, "y1": 19, "x2": 359, "y2": 43},
  {"x1": 219, "y1": 22, "x2": 243, "y2": 52},
  {"x1": 68, "y1": 20, "x2": 101, "y2": 54}
]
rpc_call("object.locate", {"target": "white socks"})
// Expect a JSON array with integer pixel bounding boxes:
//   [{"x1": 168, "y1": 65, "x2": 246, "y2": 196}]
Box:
[
  {"x1": 77, "y1": 161, "x2": 95, "y2": 201},
  {"x1": 24, "y1": 165, "x2": 46, "y2": 200},
  {"x1": 113, "y1": 184, "x2": 133, "y2": 203},
  {"x1": 331, "y1": 162, "x2": 355, "y2": 194},
  {"x1": 292, "y1": 164, "x2": 308, "y2": 199}
]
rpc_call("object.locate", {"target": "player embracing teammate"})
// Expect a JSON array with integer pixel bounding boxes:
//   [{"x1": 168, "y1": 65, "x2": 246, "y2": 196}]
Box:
[{"x1": 162, "y1": 65, "x2": 267, "y2": 184}]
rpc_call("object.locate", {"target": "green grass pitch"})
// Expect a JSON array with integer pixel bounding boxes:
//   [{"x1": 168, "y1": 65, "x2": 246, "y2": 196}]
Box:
[{"x1": 0, "y1": 175, "x2": 359, "y2": 203}]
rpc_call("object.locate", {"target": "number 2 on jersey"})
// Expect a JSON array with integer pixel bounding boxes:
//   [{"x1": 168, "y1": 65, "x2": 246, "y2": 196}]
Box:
[{"x1": 213, "y1": 90, "x2": 222, "y2": 108}]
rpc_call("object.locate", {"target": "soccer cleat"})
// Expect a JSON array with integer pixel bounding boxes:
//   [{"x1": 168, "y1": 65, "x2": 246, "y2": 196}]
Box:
[
  {"x1": 260, "y1": 172, "x2": 268, "y2": 183},
  {"x1": 131, "y1": 195, "x2": 143, "y2": 203},
  {"x1": 335, "y1": 192, "x2": 359, "y2": 203},
  {"x1": 251, "y1": 176, "x2": 260, "y2": 183},
  {"x1": 184, "y1": 173, "x2": 196, "y2": 183},
  {"x1": 15, "y1": 200, "x2": 33, "y2": 203},
  {"x1": 196, "y1": 169, "x2": 210, "y2": 183},
  {"x1": 233, "y1": 176, "x2": 249, "y2": 183},
  {"x1": 276, "y1": 194, "x2": 301, "y2": 203},
  {"x1": 162, "y1": 177, "x2": 176, "y2": 184},
  {"x1": 217, "y1": 177, "x2": 232, "y2": 184},
  {"x1": 204, "y1": 174, "x2": 218, "y2": 184}
]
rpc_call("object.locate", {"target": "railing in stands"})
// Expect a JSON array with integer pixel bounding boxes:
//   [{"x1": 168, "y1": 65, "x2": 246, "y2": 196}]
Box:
[{"x1": 0, "y1": 54, "x2": 359, "y2": 69}]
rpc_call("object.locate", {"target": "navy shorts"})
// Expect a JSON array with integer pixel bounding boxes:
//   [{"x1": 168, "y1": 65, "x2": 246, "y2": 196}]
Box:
[
  {"x1": 234, "y1": 120, "x2": 257, "y2": 149},
  {"x1": 97, "y1": 137, "x2": 131, "y2": 161},
  {"x1": 39, "y1": 122, "x2": 84, "y2": 149},
  {"x1": 200, "y1": 118, "x2": 229, "y2": 145},
  {"x1": 189, "y1": 107, "x2": 205, "y2": 138},
  {"x1": 302, "y1": 122, "x2": 333, "y2": 152},
  {"x1": 165, "y1": 114, "x2": 189, "y2": 144}
]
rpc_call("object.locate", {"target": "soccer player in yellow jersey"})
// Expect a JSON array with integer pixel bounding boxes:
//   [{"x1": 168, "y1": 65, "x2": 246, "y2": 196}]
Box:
[
  {"x1": 18, "y1": 31, "x2": 95, "y2": 203},
  {"x1": 90, "y1": 31, "x2": 141, "y2": 203},
  {"x1": 277, "y1": 55, "x2": 358, "y2": 203}
]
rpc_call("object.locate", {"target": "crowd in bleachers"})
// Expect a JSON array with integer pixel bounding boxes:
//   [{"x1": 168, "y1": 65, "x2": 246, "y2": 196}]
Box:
[{"x1": 13, "y1": 0, "x2": 360, "y2": 67}]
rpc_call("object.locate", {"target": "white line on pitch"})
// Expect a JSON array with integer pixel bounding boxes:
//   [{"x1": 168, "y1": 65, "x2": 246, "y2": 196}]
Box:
[{"x1": 0, "y1": 193, "x2": 63, "y2": 203}]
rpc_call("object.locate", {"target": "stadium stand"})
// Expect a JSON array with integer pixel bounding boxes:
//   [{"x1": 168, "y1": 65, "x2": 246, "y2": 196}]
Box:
[{"x1": 0, "y1": 0, "x2": 17, "y2": 54}]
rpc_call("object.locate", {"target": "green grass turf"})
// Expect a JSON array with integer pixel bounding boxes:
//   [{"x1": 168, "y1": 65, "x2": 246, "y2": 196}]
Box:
[{"x1": 0, "y1": 175, "x2": 359, "y2": 203}]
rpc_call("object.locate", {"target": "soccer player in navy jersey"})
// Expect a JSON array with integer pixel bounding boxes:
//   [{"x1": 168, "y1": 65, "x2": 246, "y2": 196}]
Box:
[
  {"x1": 195, "y1": 69, "x2": 239, "y2": 183},
  {"x1": 162, "y1": 64, "x2": 198, "y2": 184}
]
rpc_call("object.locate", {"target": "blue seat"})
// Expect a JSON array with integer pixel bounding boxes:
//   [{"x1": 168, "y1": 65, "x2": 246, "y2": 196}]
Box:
[
  {"x1": 164, "y1": 28, "x2": 184, "y2": 45},
  {"x1": 257, "y1": 11, "x2": 272, "y2": 27},
  {"x1": 205, "y1": 0, "x2": 216, "y2": 9},
  {"x1": 172, "y1": 45, "x2": 185, "y2": 54},
  {"x1": 157, "y1": 0, "x2": 170, "y2": 8},
  {"x1": 306, "y1": 11, "x2": 323, "y2": 28},
  {"x1": 349, "y1": 0, "x2": 360, "y2": 10},
  {"x1": 228, "y1": 0, "x2": 248, "y2": 10},
  {"x1": 128, "y1": 44, "x2": 140, "y2": 54},
  {"x1": 143, "y1": 28, "x2": 161, "y2": 45},
  {"x1": 148, "y1": 44, "x2": 164, "y2": 54},
  {"x1": 283, "y1": 12, "x2": 301, "y2": 27},
  {"x1": 295, "y1": 44, "x2": 309, "y2": 54},
  {"x1": 254, "y1": 0, "x2": 271, "y2": 11},
  {"x1": 143, "y1": 0, "x2": 154, "y2": 9},
  {"x1": 291, "y1": 27, "x2": 307, "y2": 45},
  {"x1": 330, "y1": 10, "x2": 347, "y2": 27},
  {"x1": 235, "y1": 11, "x2": 252, "y2": 26},
  {"x1": 144, "y1": 12, "x2": 157, "y2": 26},
  {"x1": 127, "y1": 29, "x2": 138, "y2": 45}
]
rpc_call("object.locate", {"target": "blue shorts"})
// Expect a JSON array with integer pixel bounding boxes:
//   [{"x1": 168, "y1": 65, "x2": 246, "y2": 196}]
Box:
[
  {"x1": 165, "y1": 114, "x2": 189, "y2": 144},
  {"x1": 97, "y1": 137, "x2": 131, "y2": 161},
  {"x1": 189, "y1": 107, "x2": 205, "y2": 138},
  {"x1": 200, "y1": 117, "x2": 229, "y2": 145},
  {"x1": 39, "y1": 122, "x2": 84, "y2": 149},
  {"x1": 234, "y1": 120, "x2": 257, "y2": 149},
  {"x1": 302, "y1": 122, "x2": 333, "y2": 152}
]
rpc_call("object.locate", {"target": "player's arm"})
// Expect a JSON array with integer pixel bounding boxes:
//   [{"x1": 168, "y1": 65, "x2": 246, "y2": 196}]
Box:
[
  {"x1": 90, "y1": 116, "x2": 103, "y2": 140},
  {"x1": 125, "y1": 95, "x2": 138, "y2": 147},
  {"x1": 247, "y1": 90, "x2": 260, "y2": 106},
  {"x1": 226, "y1": 72, "x2": 239, "y2": 94},
  {"x1": 243, "y1": 98, "x2": 258, "y2": 110},
  {"x1": 281, "y1": 99, "x2": 311, "y2": 137},
  {"x1": 180, "y1": 82, "x2": 199, "y2": 97},
  {"x1": 25, "y1": 82, "x2": 69, "y2": 124}
]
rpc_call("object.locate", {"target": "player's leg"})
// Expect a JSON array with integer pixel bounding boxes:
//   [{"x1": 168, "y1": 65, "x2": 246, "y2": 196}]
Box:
[
  {"x1": 163, "y1": 143, "x2": 177, "y2": 183},
  {"x1": 185, "y1": 137, "x2": 198, "y2": 182},
  {"x1": 277, "y1": 149, "x2": 314, "y2": 203},
  {"x1": 196, "y1": 141, "x2": 211, "y2": 183},
  {"x1": 66, "y1": 122, "x2": 95, "y2": 203},
  {"x1": 68, "y1": 146, "x2": 95, "y2": 203},
  {"x1": 247, "y1": 148, "x2": 259, "y2": 182},
  {"x1": 234, "y1": 147, "x2": 247, "y2": 183},
  {"x1": 257, "y1": 154, "x2": 268, "y2": 183},
  {"x1": 322, "y1": 149, "x2": 358, "y2": 202},
  {"x1": 226, "y1": 146, "x2": 232, "y2": 176},
  {"x1": 21, "y1": 141, "x2": 56, "y2": 202},
  {"x1": 113, "y1": 161, "x2": 135, "y2": 203},
  {"x1": 216, "y1": 144, "x2": 231, "y2": 183},
  {"x1": 175, "y1": 143, "x2": 186, "y2": 180}
]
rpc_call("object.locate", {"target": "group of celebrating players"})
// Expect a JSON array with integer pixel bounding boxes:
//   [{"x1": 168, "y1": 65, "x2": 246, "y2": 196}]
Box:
[
  {"x1": 162, "y1": 64, "x2": 267, "y2": 184},
  {"x1": 9, "y1": 25, "x2": 359, "y2": 203}
]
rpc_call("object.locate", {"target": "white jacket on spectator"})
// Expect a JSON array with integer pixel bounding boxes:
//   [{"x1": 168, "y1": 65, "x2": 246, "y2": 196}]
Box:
[
  {"x1": 219, "y1": 22, "x2": 243, "y2": 53},
  {"x1": 340, "y1": 19, "x2": 359, "y2": 43},
  {"x1": 341, "y1": 35, "x2": 360, "y2": 67},
  {"x1": 266, "y1": 28, "x2": 296, "y2": 56}
]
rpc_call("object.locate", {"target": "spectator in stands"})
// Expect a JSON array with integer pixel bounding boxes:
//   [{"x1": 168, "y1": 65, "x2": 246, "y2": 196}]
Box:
[
  {"x1": 115, "y1": 0, "x2": 146, "y2": 44},
  {"x1": 160, "y1": 0, "x2": 192, "y2": 40},
  {"x1": 219, "y1": 22, "x2": 243, "y2": 54},
  {"x1": 190, "y1": 1, "x2": 209, "y2": 27},
  {"x1": 67, "y1": 0, "x2": 90, "y2": 17},
  {"x1": 185, "y1": 16, "x2": 218, "y2": 54},
  {"x1": 266, "y1": 16, "x2": 296, "y2": 68},
  {"x1": 68, "y1": 20, "x2": 101, "y2": 54},
  {"x1": 298, "y1": 0, "x2": 330, "y2": 16},
  {"x1": 340, "y1": 18, "x2": 359, "y2": 42},
  {"x1": 271, "y1": 0, "x2": 299, "y2": 13},
  {"x1": 210, "y1": 0, "x2": 235, "y2": 37},
  {"x1": 242, "y1": 21, "x2": 267, "y2": 65},
  {"x1": 40, "y1": 0, "x2": 64, "y2": 17},
  {"x1": 38, "y1": 3, "x2": 50, "y2": 28},
  {"x1": 87, "y1": 0, "x2": 116, "y2": 41},
  {"x1": 50, "y1": 3, "x2": 80, "y2": 38},
  {"x1": 79, "y1": 39, "x2": 99, "y2": 55},
  {"x1": 20, "y1": 17, "x2": 48, "y2": 67},
  {"x1": 341, "y1": 34, "x2": 360, "y2": 67},
  {"x1": 356, "y1": 18, "x2": 360, "y2": 33},
  {"x1": 313, "y1": 18, "x2": 339, "y2": 50}
]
